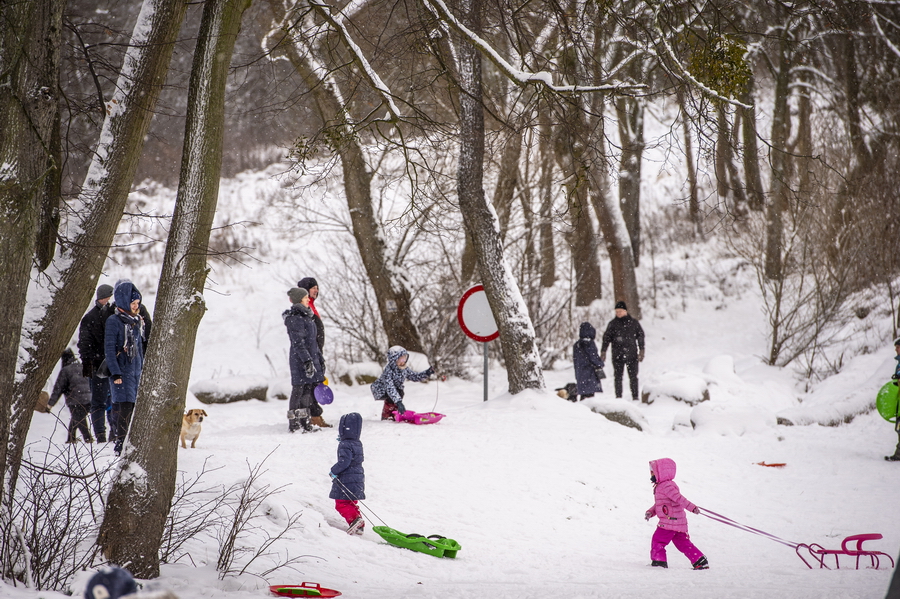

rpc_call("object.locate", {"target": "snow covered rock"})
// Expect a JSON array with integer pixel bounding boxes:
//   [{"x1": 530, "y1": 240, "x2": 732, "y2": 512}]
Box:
[
  {"x1": 586, "y1": 398, "x2": 648, "y2": 431},
  {"x1": 689, "y1": 402, "x2": 777, "y2": 435},
  {"x1": 640, "y1": 372, "x2": 710, "y2": 405},
  {"x1": 190, "y1": 376, "x2": 269, "y2": 404},
  {"x1": 333, "y1": 358, "x2": 382, "y2": 386}
]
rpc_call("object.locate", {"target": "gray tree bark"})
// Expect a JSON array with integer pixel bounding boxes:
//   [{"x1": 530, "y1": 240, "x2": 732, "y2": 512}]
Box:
[
  {"x1": 615, "y1": 92, "x2": 644, "y2": 267},
  {"x1": 97, "y1": 0, "x2": 251, "y2": 578},
  {"x1": 0, "y1": 0, "x2": 63, "y2": 510},
  {"x1": 269, "y1": 3, "x2": 425, "y2": 353},
  {"x1": 455, "y1": 0, "x2": 543, "y2": 393},
  {"x1": 5, "y1": 0, "x2": 188, "y2": 501},
  {"x1": 764, "y1": 35, "x2": 793, "y2": 281}
]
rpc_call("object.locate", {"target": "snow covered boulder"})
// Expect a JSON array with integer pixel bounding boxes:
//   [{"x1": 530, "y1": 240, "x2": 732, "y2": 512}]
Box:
[
  {"x1": 689, "y1": 402, "x2": 777, "y2": 435},
  {"x1": 586, "y1": 398, "x2": 648, "y2": 431},
  {"x1": 333, "y1": 358, "x2": 382, "y2": 386},
  {"x1": 268, "y1": 377, "x2": 291, "y2": 400},
  {"x1": 640, "y1": 373, "x2": 710, "y2": 405},
  {"x1": 190, "y1": 376, "x2": 269, "y2": 404}
]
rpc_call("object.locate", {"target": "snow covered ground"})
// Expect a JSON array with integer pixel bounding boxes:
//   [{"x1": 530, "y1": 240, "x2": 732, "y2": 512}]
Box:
[{"x1": 11, "y1": 261, "x2": 899, "y2": 599}]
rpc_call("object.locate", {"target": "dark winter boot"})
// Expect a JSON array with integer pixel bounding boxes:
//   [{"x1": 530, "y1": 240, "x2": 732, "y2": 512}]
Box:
[
  {"x1": 288, "y1": 409, "x2": 306, "y2": 433},
  {"x1": 651, "y1": 561, "x2": 667, "y2": 568},
  {"x1": 113, "y1": 438, "x2": 124, "y2": 456},
  {"x1": 885, "y1": 455, "x2": 900, "y2": 462},
  {"x1": 691, "y1": 556, "x2": 709, "y2": 570},
  {"x1": 96, "y1": 432, "x2": 107, "y2": 443}
]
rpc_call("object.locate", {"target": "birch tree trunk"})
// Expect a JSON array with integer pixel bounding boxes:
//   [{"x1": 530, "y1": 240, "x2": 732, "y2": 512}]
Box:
[
  {"x1": 455, "y1": 0, "x2": 543, "y2": 393},
  {"x1": 5, "y1": 0, "x2": 188, "y2": 501},
  {"x1": 269, "y1": 5, "x2": 424, "y2": 352},
  {"x1": 0, "y1": 0, "x2": 63, "y2": 509},
  {"x1": 98, "y1": 0, "x2": 252, "y2": 577}
]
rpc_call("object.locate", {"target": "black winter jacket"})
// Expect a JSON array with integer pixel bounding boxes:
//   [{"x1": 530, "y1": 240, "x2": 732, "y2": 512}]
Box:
[
  {"x1": 49, "y1": 354, "x2": 92, "y2": 407},
  {"x1": 600, "y1": 314, "x2": 645, "y2": 360}
]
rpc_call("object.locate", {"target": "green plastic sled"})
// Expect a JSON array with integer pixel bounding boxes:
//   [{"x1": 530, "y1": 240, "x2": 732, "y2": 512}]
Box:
[
  {"x1": 372, "y1": 526, "x2": 461, "y2": 558},
  {"x1": 877, "y1": 381, "x2": 900, "y2": 423}
]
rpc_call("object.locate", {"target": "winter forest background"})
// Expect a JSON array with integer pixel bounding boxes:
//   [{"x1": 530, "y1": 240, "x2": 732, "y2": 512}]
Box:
[{"x1": 2, "y1": 0, "x2": 900, "y2": 594}]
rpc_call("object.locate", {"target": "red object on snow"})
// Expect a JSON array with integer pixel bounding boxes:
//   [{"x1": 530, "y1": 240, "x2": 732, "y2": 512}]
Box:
[
  {"x1": 796, "y1": 533, "x2": 896, "y2": 570},
  {"x1": 755, "y1": 461, "x2": 787, "y2": 468},
  {"x1": 393, "y1": 410, "x2": 445, "y2": 425},
  {"x1": 269, "y1": 582, "x2": 341, "y2": 597}
]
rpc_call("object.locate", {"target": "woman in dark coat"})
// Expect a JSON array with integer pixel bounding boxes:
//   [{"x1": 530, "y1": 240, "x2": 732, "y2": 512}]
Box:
[
  {"x1": 104, "y1": 280, "x2": 145, "y2": 455},
  {"x1": 329, "y1": 412, "x2": 365, "y2": 534},
  {"x1": 48, "y1": 348, "x2": 94, "y2": 443},
  {"x1": 283, "y1": 287, "x2": 325, "y2": 432},
  {"x1": 573, "y1": 322, "x2": 605, "y2": 399}
]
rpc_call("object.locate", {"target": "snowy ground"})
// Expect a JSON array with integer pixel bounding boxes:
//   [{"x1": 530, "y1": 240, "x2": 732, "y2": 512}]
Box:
[{"x1": 11, "y1": 270, "x2": 899, "y2": 599}]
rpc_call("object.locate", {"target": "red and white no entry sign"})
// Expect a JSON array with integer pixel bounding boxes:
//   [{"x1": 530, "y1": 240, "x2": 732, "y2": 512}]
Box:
[{"x1": 457, "y1": 285, "x2": 499, "y2": 342}]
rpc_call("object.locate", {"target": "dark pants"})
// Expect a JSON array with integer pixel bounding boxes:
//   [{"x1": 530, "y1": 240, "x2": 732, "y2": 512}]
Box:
[
  {"x1": 111, "y1": 402, "x2": 135, "y2": 452},
  {"x1": 67, "y1": 404, "x2": 93, "y2": 442},
  {"x1": 289, "y1": 384, "x2": 321, "y2": 416},
  {"x1": 89, "y1": 373, "x2": 111, "y2": 440},
  {"x1": 613, "y1": 354, "x2": 639, "y2": 400}
]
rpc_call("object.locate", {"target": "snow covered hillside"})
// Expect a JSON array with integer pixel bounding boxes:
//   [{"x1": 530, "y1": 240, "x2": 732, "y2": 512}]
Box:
[{"x1": 11, "y1": 167, "x2": 899, "y2": 599}]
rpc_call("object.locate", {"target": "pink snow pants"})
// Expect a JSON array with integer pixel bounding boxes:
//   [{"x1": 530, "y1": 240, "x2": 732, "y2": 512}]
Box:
[
  {"x1": 650, "y1": 527, "x2": 703, "y2": 563},
  {"x1": 335, "y1": 499, "x2": 360, "y2": 525}
]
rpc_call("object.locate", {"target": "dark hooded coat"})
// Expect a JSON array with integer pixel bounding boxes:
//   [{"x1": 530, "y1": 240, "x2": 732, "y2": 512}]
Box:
[
  {"x1": 329, "y1": 412, "x2": 365, "y2": 500},
  {"x1": 104, "y1": 281, "x2": 145, "y2": 404},
  {"x1": 283, "y1": 303, "x2": 324, "y2": 386},
  {"x1": 48, "y1": 350, "x2": 92, "y2": 408},
  {"x1": 573, "y1": 322, "x2": 604, "y2": 395},
  {"x1": 600, "y1": 313, "x2": 645, "y2": 360}
]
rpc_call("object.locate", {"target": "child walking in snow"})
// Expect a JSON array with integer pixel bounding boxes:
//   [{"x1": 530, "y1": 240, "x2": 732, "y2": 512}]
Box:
[
  {"x1": 573, "y1": 322, "x2": 605, "y2": 400},
  {"x1": 644, "y1": 458, "x2": 709, "y2": 570},
  {"x1": 370, "y1": 346, "x2": 433, "y2": 421},
  {"x1": 330, "y1": 412, "x2": 366, "y2": 534}
]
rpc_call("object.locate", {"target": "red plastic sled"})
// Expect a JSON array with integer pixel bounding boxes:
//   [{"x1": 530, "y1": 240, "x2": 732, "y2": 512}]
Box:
[
  {"x1": 393, "y1": 410, "x2": 445, "y2": 425},
  {"x1": 796, "y1": 533, "x2": 896, "y2": 570},
  {"x1": 269, "y1": 582, "x2": 342, "y2": 597}
]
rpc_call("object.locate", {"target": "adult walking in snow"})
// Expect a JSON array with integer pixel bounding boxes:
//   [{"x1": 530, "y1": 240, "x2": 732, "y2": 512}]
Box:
[
  {"x1": 48, "y1": 348, "x2": 94, "y2": 443},
  {"x1": 600, "y1": 301, "x2": 645, "y2": 401},
  {"x1": 370, "y1": 346, "x2": 433, "y2": 420},
  {"x1": 573, "y1": 322, "x2": 605, "y2": 400},
  {"x1": 104, "y1": 280, "x2": 146, "y2": 456},
  {"x1": 297, "y1": 276, "x2": 331, "y2": 428},
  {"x1": 78, "y1": 283, "x2": 115, "y2": 442},
  {"x1": 284, "y1": 287, "x2": 325, "y2": 433},
  {"x1": 885, "y1": 338, "x2": 900, "y2": 462}
]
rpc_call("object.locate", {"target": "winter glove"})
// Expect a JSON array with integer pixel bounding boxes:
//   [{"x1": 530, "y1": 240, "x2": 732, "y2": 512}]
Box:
[
  {"x1": 644, "y1": 509, "x2": 653, "y2": 521},
  {"x1": 692, "y1": 506, "x2": 701, "y2": 514},
  {"x1": 638, "y1": 349, "x2": 645, "y2": 362},
  {"x1": 304, "y1": 361, "x2": 315, "y2": 378},
  {"x1": 329, "y1": 472, "x2": 337, "y2": 479},
  {"x1": 395, "y1": 400, "x2": 407, "y2": 414},
  {"x1": 424, "y1": 367, "x2": 434, "y2": 377}
]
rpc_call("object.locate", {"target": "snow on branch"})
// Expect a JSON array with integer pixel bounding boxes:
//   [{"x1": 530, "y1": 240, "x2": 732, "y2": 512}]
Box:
[
  {"x1": 873, "y1": 12, "x2": 900, "y2": 60},
  {"x1": 308, "y1": 0, "x2": 403, "y2": 121},
  {"x1": 422, "y1": 0, "x2": 645, "y2": 95}
]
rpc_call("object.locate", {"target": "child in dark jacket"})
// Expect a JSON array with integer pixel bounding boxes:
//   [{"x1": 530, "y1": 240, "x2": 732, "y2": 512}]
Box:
[
  {"x1": 48, "y1": 348, "x2": 94, "y2": 443},
  {"x1": 644, "y1": 458, "x2": 708, "y2": 570},
  {"x1": 330, "y1": 412, "x2": 366, "y2": 534},
  {"x1": 370, "y1": 346, "x2": 433, "y2": 420},
  {"x1": 573, "y1": 322, "x2": 605, "y2": 400}
]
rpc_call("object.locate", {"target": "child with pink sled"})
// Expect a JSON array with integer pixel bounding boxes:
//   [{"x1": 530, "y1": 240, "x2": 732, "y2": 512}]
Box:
[{"x1": 644, "y1": 458, "x2": 709, "y2": 570}]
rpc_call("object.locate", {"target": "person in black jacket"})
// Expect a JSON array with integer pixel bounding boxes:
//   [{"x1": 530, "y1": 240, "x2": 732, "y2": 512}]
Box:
[
  {"x1": 297, "y1": 277, "x2": 331, "y2": 428},
  {"x1": 48, "y1": 348, "x2": 94, "y2": 443},
  {"x1": 77, "y1": 284, "x2": 115, "y2": 442},
  {"x1": 600, "y1": 301, "x2": 645, "y2": 401},
  {"x1": 284, "y1": 287, "x2": 325, "y2": 433}
]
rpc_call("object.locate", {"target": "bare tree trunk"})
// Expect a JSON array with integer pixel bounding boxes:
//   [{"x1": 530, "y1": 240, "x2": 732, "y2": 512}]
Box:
[
  {"x1": 715, "y1": 104, "x2": 729, "y2": 203},
  {"x1": 455, "y1": 0, "x2": 543, "y2": 393},
  {"x1": 5, "y1": 0, "x2": 188, "y2": 501},
  {"x1": 98, "y1": 0, "x2": 251, "y2": 578},
  {"x1": 741, "y1": 74, "x2": 766, "y2": 212},
  {"x1": 676, "y1": 87, "x2": 702, "y2": 237},
  {"x1": 615, "y1": 94, "x2": 644, "y2": 266},
  {"x1": 270, "y1": 6, "x2": 424, "y2": 352},
  {"x1": 537, "y1": 117, "x2": 556, "y2": 288},
  {"x1": 0, "y1": 0, "x2": 63, "y2": 509},
  {"x1": 765, "y1": 36, "x2": 792, "y2": 281},
  {"x1": 492, "y1": 127, "x2": 522, "y2": 240}
]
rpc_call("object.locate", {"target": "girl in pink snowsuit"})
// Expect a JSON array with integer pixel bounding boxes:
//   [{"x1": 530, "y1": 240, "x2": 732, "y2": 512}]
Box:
[{"x1": 644, "y1": 458, "x2": 708, "y2": 569}]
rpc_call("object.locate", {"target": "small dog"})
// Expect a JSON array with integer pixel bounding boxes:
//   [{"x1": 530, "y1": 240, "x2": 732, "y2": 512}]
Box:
[{"x1": 180, "y1": 409, "x2": 208, "y2": 448}]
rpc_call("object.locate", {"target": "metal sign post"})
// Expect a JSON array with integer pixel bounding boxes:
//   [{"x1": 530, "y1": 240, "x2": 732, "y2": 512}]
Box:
[{"x1": 457, "y1": 285, "x2": 499, "y2": 402}]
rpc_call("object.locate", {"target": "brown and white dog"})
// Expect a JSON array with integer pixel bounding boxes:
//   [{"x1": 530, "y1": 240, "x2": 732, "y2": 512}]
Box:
[{"x1": 180, "y1": 409, "x2": 208, "y2": 448}]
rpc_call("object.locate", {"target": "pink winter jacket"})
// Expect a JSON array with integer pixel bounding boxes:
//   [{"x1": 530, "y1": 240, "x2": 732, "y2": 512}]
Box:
[{"x1": 646, "y1": 458, "x2": 697, "y2": 533}]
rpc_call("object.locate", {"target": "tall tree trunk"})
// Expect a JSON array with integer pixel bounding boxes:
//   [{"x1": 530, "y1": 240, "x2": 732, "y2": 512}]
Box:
[
  {"x1": 5, "y1": 0, "x2": 188, "y2": 502},
  {"x1": 615, "y1": 93, "x2": 644, "y2": 267},
  {"x1": 740, "y1": 74, "x2": 765, "y2": 212},
  {"x1": 0, "y1": 0, "x2": 63, "y2": 510},
  {"x1": 765, "y1": 36, "x2": 793, "y2": 281},
  {"x1": 492, "y1": 127, "x2": 522, "y2": 240},
  {"x1": 714, "y1": 104, "x2": 729, "y2": 202},
  {"x1": 98, "y1": 0, "x2": 251, "y2": 578},
  {"x1": 455, "y1": 0, "x2": 543, "y2": 393},
  {"x1": 537, "y1": 117, "x2": 556, "y2": 288},
  {"x1": 271, "y1": 7, "x2": 424, "y2": 353},
  {"x1": 676, "y1": 87, "x2": 702, "y2": 237}
]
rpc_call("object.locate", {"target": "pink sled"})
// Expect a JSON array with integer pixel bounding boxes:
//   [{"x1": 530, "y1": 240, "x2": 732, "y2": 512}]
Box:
[{"x1": 393, "y1": 410, "x2": 445, "y2": 425}]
